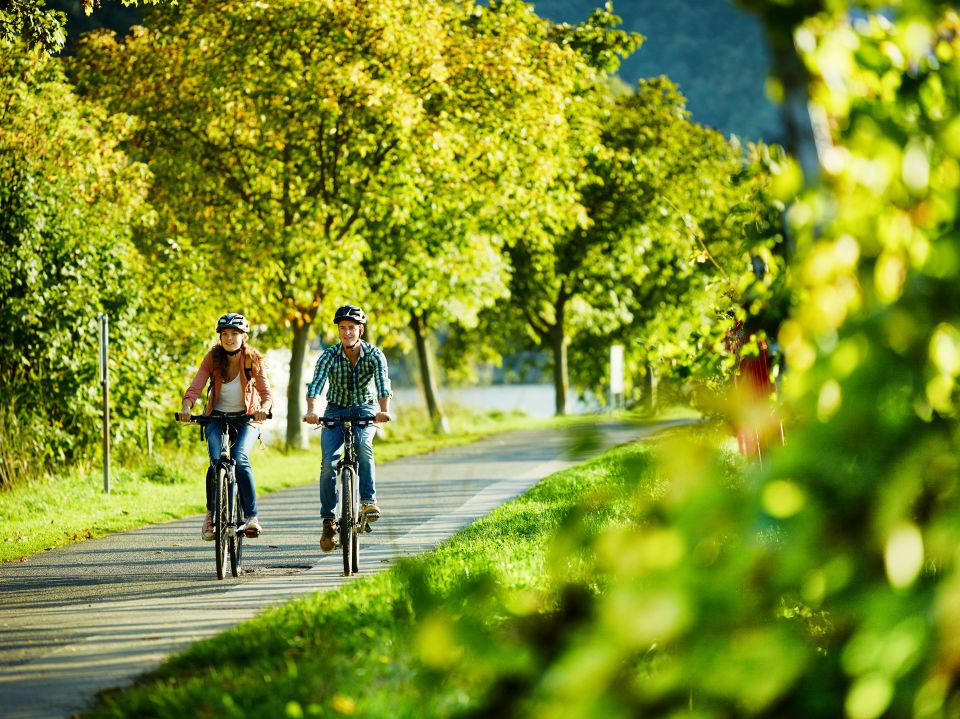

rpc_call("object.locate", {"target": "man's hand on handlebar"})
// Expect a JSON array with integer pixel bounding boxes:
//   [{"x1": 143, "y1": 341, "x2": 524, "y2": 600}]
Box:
[
  {"x1": 374, "y1": 411, "x2": 392, "y2": 424},
  {"x1": 302, "y1": 411, "x2": 320, "y2": 425}
]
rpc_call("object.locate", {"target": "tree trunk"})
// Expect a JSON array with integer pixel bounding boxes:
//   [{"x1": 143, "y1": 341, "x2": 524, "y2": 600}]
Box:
[
  {"x1": 740, "y1": 0, "x2": 822, "y2": 188},
  {"x1": 549, "y1": 325, "x2": 569, "y2": 416},
  {"x1": 410, "y1": 313, "x2": 449, "y2": 434},
  {"x1": 644, "y1": 363, "x2": 658, "y2": 414},
  {"x1": 774, "y1": 44, "x2": 820, "y2": 190},
  {"x1": 286, "y1": 320, "x2": 311, "y2": 449}
]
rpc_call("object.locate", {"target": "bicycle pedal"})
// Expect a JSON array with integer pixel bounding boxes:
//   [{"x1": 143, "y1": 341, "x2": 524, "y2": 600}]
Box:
[{"x1": 364, "y1": 524, "x2": 373, "y2": 533}]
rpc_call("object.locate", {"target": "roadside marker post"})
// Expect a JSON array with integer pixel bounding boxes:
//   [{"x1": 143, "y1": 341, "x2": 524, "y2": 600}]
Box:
[{"x1": 98, "y1": 313, "x2": 110, "y2": 494}]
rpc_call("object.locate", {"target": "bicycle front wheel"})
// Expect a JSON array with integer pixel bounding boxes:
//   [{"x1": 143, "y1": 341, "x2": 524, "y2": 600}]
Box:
[
  {"x1": 350, "y1": 470, "x2": 361, "y2": 575},
  {"x1": 214, "y1": 466, "x2": 229, "y2": 580},
  {"x1": 229, "y1": 475, "x2": 243, "y2": 577},
  {"x1": 339, "y1": 467, "x2": 357, "y2": 576}
]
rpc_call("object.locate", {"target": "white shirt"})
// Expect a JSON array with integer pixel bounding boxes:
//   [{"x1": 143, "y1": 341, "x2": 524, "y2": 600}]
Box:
[{"x1": 214, "y1": 373, "x2": 246, "y2": 412}]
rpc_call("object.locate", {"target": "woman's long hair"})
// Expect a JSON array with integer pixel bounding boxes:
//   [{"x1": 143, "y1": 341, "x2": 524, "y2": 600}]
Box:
[{"x1": 210, "y1": 342, "x2": 262, "y2": 382}]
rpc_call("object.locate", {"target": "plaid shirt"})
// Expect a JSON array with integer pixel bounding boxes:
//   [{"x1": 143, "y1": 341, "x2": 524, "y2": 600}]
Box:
[{"x1": 306, "y1": 340, "x2": 392, "y2": 406}]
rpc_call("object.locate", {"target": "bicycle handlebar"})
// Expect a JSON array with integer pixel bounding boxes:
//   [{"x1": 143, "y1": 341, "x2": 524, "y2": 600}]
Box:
[
  {"x1": 317, "y1": 415, "x2": 376, "y2": 429},
  {"x1": 174, "y1": 412, "x2": 273, "y2": 424}
]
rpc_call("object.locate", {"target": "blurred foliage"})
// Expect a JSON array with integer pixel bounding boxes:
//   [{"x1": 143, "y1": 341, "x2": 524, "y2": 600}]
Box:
[{"x1": 440, "y1": 2, "x2": 960, "y2": 717}]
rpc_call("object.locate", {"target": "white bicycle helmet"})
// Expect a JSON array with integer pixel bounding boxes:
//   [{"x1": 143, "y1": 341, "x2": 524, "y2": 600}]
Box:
[{"x1": 215, "y1": 313, "x2": 250, "y2": 334}]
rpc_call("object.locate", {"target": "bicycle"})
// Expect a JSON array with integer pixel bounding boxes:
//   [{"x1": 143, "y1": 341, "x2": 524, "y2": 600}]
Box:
[
  {"x1": 177, "y1": 412, "x2": 269, "y2": 580},
  {"x1": 318, "y1": 414, "x2": 376, "y2": 576}
]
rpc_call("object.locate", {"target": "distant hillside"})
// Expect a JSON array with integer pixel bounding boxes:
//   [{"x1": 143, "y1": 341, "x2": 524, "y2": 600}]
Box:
[
  {"x1": 49, "y1": 0, "x2": 782, "y2": 142},
  {"x1": 535, "y1": 0, "x2": 783, "y2": 142}
]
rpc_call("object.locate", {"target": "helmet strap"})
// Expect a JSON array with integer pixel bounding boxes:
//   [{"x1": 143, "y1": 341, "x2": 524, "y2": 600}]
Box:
[{"x1": 224, "y1": 347, "x2": 242, "y2": 357}]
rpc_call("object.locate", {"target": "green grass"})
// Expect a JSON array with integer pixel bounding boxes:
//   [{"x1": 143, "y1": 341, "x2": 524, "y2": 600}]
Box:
[
  {"x1": 84, "y1": 437, "x2": 666, "y2": 719},
  {"x1": 0, "y1": 407, "x2": 605, "y2": 563}
]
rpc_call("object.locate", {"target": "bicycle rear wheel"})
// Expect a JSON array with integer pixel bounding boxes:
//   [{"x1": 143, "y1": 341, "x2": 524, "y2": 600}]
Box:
[
  {"x1": 214, "y1": 466, "x2": 229, "y2": 580},
  {"x1": 229, "y1": 475, "x2": 243, "y2": 577}
]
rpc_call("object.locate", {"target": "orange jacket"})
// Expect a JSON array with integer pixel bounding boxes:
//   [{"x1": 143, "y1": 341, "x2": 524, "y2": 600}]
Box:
[{"x1": 182, "y1": 346, "x2": 273, "y2": 416}]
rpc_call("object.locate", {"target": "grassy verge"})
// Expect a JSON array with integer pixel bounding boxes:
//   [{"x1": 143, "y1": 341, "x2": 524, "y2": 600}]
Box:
[
  {"x1": 84, "y1": 430, "x2": 681, "y2": 718},
  {"x1": 0, "y1": 407, "x2": 616, "y2": 564}
]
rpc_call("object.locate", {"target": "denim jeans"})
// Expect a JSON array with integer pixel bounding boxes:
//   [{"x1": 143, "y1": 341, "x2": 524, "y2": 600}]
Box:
[
  {"x1": 319, "y1": 403, "x2": 378, "y2": 519},
  {"x1": 205, "y1": 417, "x2": 260, "y2": 518}
]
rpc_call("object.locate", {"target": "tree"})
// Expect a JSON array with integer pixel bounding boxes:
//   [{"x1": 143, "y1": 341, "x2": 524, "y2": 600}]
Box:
[
  {"x1": 73, "y1": 0, "x2": 489, "y2": 447},
  {"x1": 736, "y1": 0, "x2": 824, "y2": 180},
  {"x1": 0, "y1": 38, "x2": 152, "y2": 484},
  {"x1": 500, "y1": 73, "x2": 744, "y2": 415},
  {"x1": 0, "y1": 0, "x2": 169, "y2": 52},
  {"x1": 362, "y1": 0, "x2": 609, "y2": 432}
]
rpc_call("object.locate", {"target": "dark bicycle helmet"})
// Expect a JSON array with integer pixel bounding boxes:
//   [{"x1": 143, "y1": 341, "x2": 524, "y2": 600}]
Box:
[
  {"x1": 332, "y1": 305, "x2": 367, "y2": 325},
  {"x1": 216, "y1": 312, "x2": 250, "y2": 334}
]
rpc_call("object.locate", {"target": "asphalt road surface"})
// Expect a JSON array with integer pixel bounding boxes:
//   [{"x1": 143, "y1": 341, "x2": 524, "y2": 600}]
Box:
[{"x1": 0, "y1": 420, "x2": 685, "y2": 719}]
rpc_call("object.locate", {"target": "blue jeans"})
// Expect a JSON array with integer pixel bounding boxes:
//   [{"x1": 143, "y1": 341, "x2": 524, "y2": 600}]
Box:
[
  {"x1": 205, "y1": 417, "x2": 260, "y2": 518},
  {"x1": 319, "y1": 404, "x2": 378, "y2": 519}
]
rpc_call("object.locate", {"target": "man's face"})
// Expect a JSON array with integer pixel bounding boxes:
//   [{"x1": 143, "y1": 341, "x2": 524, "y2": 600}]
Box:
[{"x1": 338, "y1": 320, "x2": 363, "y2": 346}]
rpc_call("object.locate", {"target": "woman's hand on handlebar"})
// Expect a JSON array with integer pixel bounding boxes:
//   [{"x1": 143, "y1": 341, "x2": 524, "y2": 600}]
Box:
[
  {"x1": 253, "y1": 408, "x2": 270, "y2": 422},
  {"x1": 176, "y1": 410, "x2": 191, "y2": 422}
]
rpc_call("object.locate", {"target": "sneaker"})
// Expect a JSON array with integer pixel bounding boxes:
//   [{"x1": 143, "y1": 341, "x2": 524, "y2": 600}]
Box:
[
  {"x1": 201, "y1": 512, "x2": 214, "y2": 541},
  {"x1": 320, "y1": 519, "x2": 336, "y2": 553},
  {"x1": 242, "y1": 515, "x2": 262, "y2": 538},
  {"x1": 361, "y1": 502, "x2": 381, "y2": 523}
]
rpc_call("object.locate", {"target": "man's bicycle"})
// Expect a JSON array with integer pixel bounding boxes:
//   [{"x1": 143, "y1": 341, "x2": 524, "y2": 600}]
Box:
[
  {"x1": 320, "y1": 415, "x2": 375, "y2": 576},
  {"x1": 177, "y1": 412, "x2": 268, "y2": 580}
]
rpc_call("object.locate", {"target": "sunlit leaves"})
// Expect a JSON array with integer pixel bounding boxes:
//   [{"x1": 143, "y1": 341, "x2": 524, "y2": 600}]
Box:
[{"x1": 0, "y1": 40, "x2": 153, "y2": 472}]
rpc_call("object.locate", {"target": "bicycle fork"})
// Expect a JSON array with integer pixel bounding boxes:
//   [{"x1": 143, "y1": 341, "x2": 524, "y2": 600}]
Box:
[{"x1": 221, "y1": 455, "x2": 241, "y2": 538}]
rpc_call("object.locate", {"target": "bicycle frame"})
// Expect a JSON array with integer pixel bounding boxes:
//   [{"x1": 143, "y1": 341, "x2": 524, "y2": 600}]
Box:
[{"x1": 179, "y1": 412, "x2": 265, "y2": 579}]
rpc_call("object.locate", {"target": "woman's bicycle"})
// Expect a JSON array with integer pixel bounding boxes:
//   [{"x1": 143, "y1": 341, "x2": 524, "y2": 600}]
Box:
[
  {"x1": 320, "y1": 414, "x2": 375, "y2": 576},
  {"x1": 178, "y1": 412, "x2": 268, "y2": 580}
]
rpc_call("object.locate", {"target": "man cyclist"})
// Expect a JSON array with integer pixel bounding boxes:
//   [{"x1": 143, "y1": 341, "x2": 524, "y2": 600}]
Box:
[{"x1": 303, "y1": 305, "x2": 393, "y2": 552}]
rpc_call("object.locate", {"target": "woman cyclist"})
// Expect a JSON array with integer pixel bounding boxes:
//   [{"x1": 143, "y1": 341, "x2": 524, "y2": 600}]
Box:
[{"x1": 176, "y1": 313, "x2": 273, "y2": 540}]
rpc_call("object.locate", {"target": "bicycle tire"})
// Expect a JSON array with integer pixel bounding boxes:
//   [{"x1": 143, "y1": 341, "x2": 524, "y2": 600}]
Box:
[
  {"x1": 339, "y1": 467, "x2": 353, "y2": 576},
  {"x1": 215, "y1": 466, "x2": 229, "y2": 580},
  {"x1": 349, "y1": 467, "x2": 361, "y2": 574},
  {"x1": 229, "y1": 473, "x2": 243, "y2": 577}
]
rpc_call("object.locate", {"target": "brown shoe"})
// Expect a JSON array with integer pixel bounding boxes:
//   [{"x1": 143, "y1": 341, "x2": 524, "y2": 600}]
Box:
[
  {"x1": 361, "y1": 502, "x2": 381, "y2": 523},
  {"x1": 320, "y1": 519, "x2": 335, "y2": 553}
]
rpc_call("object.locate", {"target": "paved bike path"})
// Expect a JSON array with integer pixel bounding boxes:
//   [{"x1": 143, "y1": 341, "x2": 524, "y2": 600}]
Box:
[{"x1": 0, "y1": 421, "x2": 684, "y2": 719}]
